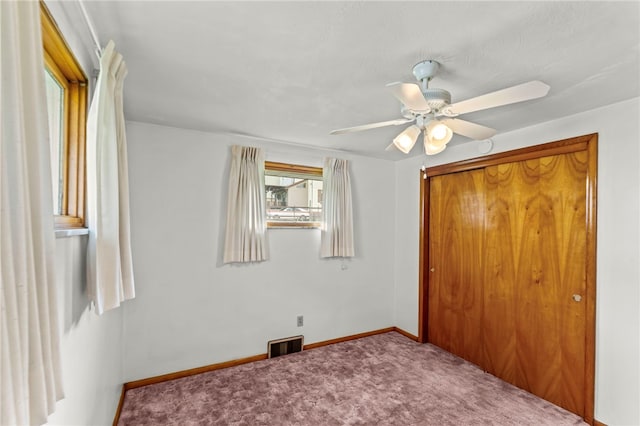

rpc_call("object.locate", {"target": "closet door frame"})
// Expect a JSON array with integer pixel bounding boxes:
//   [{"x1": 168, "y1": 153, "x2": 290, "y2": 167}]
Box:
[{"x1": 418, "y1": 133, "x2": 597, "y2": 424}]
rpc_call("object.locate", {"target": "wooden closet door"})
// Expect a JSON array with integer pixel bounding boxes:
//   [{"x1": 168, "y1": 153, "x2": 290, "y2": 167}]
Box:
[
  {"x1": 428, "y1": 169, "x2": 485, "y2": 367},
  {"x1": 534, "y1": 152, "x2": 587, "y2": 414},
  {"x1": 483, "y1": 153, "x2": 588, "y2": 415},
  {"x1": 429, "y1": 150, "x2": 588, "y2": 417},
  {"x1": 482, "y1": 161, "x2": 525, "y2": 386}
]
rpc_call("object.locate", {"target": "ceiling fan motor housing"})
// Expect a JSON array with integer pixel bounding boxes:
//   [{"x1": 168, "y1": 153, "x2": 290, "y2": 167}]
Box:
[
  {"x1": 422, "y1": 88, "x2": 451, "y2": 111},
  {"x1": 410, "y1": 60, "x2": 452, "y2": 112}
]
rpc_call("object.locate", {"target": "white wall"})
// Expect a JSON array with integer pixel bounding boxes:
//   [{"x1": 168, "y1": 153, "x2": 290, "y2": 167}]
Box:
[
  {"x1": 47, "y1": 236, "x2": 124, "y2": 426},
  {"x1": 43, "y1": 2, "x2": 124, "y2": 425},
  {"x1": 393, "y1": 97, "x2": 640, "y2": 426},
  {"x1": 123, "y1": 122, "x2": 396, "y2": 381}
]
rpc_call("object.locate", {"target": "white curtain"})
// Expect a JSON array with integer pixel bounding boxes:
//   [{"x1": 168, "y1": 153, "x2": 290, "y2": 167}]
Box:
[
  {"x1": 320, "y1": 158, "x2": 355, "y2": 258},
  {"x1": 0, "y1": 1, "x2": 64, "y2": 424},
  {"x1": 86, "y1": 40, "x2": 135, "y2": 315},
  {"x1": 223, "y1": 146, "x2": 269, "y2": 263}
]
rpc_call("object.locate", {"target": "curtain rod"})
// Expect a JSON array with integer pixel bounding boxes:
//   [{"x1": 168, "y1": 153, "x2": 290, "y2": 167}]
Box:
[{"x1": 77, "y1": 0, "x2": 102, "y2": 59}]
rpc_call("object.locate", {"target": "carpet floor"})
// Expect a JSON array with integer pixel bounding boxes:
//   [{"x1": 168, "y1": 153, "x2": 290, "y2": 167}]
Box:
[{"x1": 118, "y1": 331, "x2": 587, "y2": 425}]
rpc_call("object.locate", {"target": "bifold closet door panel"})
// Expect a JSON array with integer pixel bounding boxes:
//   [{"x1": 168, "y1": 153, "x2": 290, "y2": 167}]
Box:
[
  {"x1": 489, "y1": 159, "x2": 556, "y2": 395},
  {"x1": 535, "y1": 152, "x2": 588, "y2": 415},
  {"x1": 428, "y1": 169, "x2": 485, "y2": 367},
  {"x1": 482, "y1": 153, "x2": 588, "y2": 416},
  {"x1": 482, "y1": 162, "x2": 520, "y2": 386}
]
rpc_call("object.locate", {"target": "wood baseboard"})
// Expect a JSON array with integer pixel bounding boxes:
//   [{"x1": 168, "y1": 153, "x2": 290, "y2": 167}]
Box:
[
  {"x1": 123, "y1": 327, "x2": 405, "y2": 391},
  {"x1": 393, "y1": 326, "x2": 419, "y2": 341},
  {"x1": 593, "y1": 420, "x2": 607, "y2": 426},
  {"x1": 123, "y1": 353, "x2": 268, "y2": 391},
  {"x1": 112, "y1": 385, "x2": 126, "y2": 426},
  {"x1": 303, "y1": 327, "x2": 395, "y2": 350},
  {"x1": 112, "y1": 327, "x2": 416, "y2": 424}
]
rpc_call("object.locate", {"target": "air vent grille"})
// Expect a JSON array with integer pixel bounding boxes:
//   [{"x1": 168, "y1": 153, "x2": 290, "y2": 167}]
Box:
[{"x1": 268, "y1": 335, "x2": 304, "y2": 358}]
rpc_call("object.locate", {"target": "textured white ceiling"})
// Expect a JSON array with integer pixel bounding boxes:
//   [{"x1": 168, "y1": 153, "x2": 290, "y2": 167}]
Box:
[{"x1": 79, "y1": 1, "x2": 640, "y2": 160}]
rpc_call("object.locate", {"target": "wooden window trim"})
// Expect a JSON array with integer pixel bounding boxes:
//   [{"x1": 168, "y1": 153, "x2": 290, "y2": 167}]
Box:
[
  {"x1": 265, "y1": 161, "x2": 323, "y2": 229},
  {"x1": 265, "y1": 161, "x2": 323, "y2": 177},
  {"x1": 41, "y1": 2, "x2": 87, "y2": 229}
]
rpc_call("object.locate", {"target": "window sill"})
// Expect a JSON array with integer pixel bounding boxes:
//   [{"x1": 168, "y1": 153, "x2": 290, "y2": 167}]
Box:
[
  {"x1": 267, "y1": 221, "x2": 321, "y2": 229},
  {"x1": 55, "y1": 228, "x2": 89, "y2": 238}
]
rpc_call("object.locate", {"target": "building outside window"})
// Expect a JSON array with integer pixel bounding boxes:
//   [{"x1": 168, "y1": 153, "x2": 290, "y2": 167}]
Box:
[{"x1": 265, "y1": 162, "x2": 322, "y2": 227}]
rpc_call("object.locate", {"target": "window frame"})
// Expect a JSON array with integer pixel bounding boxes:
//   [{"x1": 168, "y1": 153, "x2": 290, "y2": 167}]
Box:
[
  {"x1": 265, "y1": 161, "x2": 323, "y2": 229},
  {"x1": 41, "y1": 2, "x2": 88, "y2": 229}
]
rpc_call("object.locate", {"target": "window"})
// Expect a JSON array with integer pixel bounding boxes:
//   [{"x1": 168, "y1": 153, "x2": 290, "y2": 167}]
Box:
[
  {"x1": 265, "y1": 161, "x2": 323, "y2": 228},
  {"x1": 41, "y1": 2, "x2": 88, "y2": 228}
]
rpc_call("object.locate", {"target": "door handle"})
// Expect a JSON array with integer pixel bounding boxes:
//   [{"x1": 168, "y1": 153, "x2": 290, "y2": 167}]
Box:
[{"x1": 572, "y1": 294, "x2": 582, "y2": 302}]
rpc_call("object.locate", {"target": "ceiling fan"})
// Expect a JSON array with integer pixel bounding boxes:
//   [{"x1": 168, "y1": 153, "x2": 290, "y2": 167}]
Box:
[{"x1": 330, "y1": 60, "x2": 550, "y2": 155}]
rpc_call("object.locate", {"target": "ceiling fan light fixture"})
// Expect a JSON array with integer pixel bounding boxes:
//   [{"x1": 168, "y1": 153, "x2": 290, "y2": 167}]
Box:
[
  {"x1": 392, "y1": 125, "x2": 421, "y2": 154},
  {"x1": 425, "y1": 120, "x2": 453, "y2": 147},
  {"x1": 424, "y1": 133, "x2": 447, "y2": 155}
]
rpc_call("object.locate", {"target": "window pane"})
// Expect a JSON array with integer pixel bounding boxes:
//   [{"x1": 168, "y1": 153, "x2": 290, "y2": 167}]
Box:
[
  {"x1": 44, "y1": 69, "x2": 64, "y2": 215},
  {"x1": 265, "y1": 174, "x2": 323, "y2": 223}
]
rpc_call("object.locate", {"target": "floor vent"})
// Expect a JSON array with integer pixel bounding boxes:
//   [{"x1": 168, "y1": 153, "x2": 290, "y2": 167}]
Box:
[{"x1": 268, "y1": 335, "x2": 304, "y2": 359}]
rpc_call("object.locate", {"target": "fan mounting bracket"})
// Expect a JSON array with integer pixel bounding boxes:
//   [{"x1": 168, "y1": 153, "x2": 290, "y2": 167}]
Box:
[{"x1": 412, "y1": 60, "x2": 440, "y2": 83}]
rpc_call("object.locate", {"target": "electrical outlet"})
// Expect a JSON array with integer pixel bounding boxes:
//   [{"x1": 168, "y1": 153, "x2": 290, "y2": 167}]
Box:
[{"x1": 297, "y1": 315, "x2": 304, "y2": 327}]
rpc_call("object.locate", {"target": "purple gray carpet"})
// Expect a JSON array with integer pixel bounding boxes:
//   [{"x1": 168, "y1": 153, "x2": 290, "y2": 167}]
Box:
[{"x1": 118, "y1": 331, "x2": 586, "y2": 425}]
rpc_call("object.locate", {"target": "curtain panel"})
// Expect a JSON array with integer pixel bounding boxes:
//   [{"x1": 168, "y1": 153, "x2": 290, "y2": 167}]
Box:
[
  {"x1": 320, "y1": 158, "x2": 355, "y2": 258},
  {"x1": 1, "y1": 1, "x2": 64, "y2": 423},
  {"x1": 223, "y1": 146, "x2": 269, "y2": 263},
  {"x1": 86, "y1": 40, "x2": 135, "y2": 315}
]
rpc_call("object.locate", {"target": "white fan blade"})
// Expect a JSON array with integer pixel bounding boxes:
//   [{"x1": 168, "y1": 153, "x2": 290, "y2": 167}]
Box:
[
  {"x1": 330, "y1": 118, "x2": 414, "y2": 135},
  {"x1": 444, "y1": 80, "x2": 550, "y2": 116},
  {"x1": 441, "y1": 118, "x2": 497, "y2": 140},
  {"x1": 386, "y1": 82, "x2": 430, "y2": 112}
]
